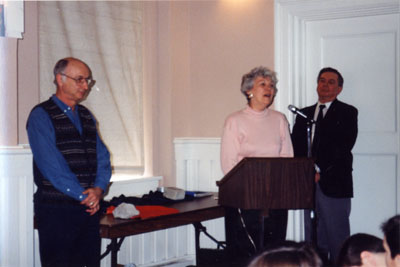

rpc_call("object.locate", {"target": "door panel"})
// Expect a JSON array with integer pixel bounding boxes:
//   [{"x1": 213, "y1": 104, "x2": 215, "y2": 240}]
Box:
[{"x1": 352, "y1": 155, "x2": 397, "y2": 235}]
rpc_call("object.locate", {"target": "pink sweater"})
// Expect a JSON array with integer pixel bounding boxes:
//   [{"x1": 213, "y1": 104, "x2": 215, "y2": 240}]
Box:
[{"x1": 220, "y1": 105, "x2": 294, "y2": 174}]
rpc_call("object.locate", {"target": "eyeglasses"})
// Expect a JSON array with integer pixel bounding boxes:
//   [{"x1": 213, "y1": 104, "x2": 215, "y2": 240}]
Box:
[{"x1": 60, "y1": 73, "x2": 95, "y2": 86}]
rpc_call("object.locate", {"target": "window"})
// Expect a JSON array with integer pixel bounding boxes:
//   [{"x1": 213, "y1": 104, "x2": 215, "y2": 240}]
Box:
[{"x1": 39, "y1": 1, "x2": 144, "y2": 175}]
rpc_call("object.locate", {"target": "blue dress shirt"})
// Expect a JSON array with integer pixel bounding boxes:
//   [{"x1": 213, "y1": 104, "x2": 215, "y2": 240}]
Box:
[{"x1": 27, "y1": 95, "x2": 112, "y2": 201}]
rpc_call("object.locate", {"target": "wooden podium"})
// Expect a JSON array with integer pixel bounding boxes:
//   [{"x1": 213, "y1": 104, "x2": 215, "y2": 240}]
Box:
[
  {"x1": 217, "y1": 157, "x2": 315, "y2": 210},
  {"x1": 216, "y1": 157, "x2": 315, "y2": 261}
]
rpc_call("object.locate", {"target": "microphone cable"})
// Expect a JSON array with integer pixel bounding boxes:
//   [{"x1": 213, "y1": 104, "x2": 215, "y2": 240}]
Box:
[{"x1": 237, "y1": 208, "x2": 257, "y2": 254}]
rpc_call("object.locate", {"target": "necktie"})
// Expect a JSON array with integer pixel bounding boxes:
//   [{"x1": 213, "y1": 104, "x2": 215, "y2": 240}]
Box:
[{"x1": 312, "y1": 104, "x2": 326, "y2": 156}]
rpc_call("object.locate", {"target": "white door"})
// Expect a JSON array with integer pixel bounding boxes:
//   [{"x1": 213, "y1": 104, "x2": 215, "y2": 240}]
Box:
[{"x1": 275, "y1": 0, "x2": 400, "y2": 238}]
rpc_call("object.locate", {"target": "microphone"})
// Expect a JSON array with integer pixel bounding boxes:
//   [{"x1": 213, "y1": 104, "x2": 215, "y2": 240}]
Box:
[{"x1": 288, "y1": 105, "x2": 314, "y2": 122}]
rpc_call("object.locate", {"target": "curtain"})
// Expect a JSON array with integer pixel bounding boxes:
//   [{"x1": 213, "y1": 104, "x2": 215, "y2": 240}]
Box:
[{"x1": 39, "y1": 1, "x2": 144, "y2": 175}]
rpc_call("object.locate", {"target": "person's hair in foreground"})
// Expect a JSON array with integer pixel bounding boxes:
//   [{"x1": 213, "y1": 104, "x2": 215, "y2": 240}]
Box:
[
  {"x1": 247, "y1": 241, "x2": 322, "y2": 267},
  {"x1": 381, "y1": 215, "x2": 400, "y2": 267},
  {"x1": 336, "y1": 233, "x2": 385, "y2": 267}
]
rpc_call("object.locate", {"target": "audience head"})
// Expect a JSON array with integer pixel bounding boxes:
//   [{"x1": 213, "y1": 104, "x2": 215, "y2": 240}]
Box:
[
  {"x1": 247, "y1": 241, "x2": 322, "y2": 267},
  {"x1": 240, "y1": 66, "x2": 278, "y2": 108},
  {"x1": 382, "y1": 215, "x2": 400, "y2": 267},
  {"x1": 336, "y1": 233, "x2": 386, "y2": 267}
]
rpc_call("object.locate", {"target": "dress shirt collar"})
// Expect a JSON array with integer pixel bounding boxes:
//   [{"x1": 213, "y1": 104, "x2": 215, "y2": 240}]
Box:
[
  {"x1": 51, "y1": 95, "x2": 79, "y2": 115},
  {"x1": 314, "y1": 100, "x2": 333, "y2": 120},
  {"x1": 317, "y1": 101, "x2": 332, "y2": 111}
]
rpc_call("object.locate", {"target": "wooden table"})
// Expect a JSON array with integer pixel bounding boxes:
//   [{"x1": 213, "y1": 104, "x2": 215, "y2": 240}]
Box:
[{"x1": 100, "y1": 193, "x2": 225, "y2": 266}]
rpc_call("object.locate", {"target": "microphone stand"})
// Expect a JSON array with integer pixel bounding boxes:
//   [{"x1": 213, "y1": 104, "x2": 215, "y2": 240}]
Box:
[
  {"x1": 306, "y1": 118, "x2": 315, "y2": 158},
  {"x1": 288, "y1": 105, "x2": 318, "y2": 246},
  {"x1": 288, "y1": 105, "x2": 317, "y2": 247},
  {"x1": 288, "y1": 105, "x2": 315, "y2": 155},
  {"x1": 305, "y1": 118, "x2": 318, "y2": 247}
]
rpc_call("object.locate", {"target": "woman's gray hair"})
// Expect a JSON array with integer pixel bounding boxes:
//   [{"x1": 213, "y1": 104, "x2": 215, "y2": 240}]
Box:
[{"x1": 240, "y1": 66, "x2": 278, "y2": 99}]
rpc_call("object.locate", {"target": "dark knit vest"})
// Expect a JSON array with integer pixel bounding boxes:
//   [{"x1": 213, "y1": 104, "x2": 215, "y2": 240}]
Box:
[{"x1": 33, "y1": 98, "x2": 97, "y2": 204}]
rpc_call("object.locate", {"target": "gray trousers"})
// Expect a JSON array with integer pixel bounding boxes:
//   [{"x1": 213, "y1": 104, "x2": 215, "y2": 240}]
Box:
[{"x1": 305, "y1": 183, "x2": 351, "y2": 262}]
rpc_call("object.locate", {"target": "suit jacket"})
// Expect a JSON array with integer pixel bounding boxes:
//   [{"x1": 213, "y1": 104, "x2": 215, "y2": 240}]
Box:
[{"x1": 291, "y1": 99, "x2": 358, "y2": 198}]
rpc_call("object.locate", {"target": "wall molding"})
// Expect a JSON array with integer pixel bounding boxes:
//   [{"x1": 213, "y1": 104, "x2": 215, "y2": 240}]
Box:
[
  {"x1": 1, "y1": 0, "x2": 24, "y2": 38},
  {"x1": 277, "y1": 0, "x2": 399, "y2": 20}
]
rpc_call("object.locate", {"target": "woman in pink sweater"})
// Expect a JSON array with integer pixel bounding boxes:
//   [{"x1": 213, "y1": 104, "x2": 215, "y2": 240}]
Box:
[{"x1": 220, "y1": 66, "x2": 294, "y2": 259}]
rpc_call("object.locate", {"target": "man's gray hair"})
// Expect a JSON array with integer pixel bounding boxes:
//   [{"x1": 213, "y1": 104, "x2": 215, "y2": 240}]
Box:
[
  {"x1": 53, "y1": 58, "x2": 70, "y2": 86},
  {"x1": 52, "y1": 57, "x2": 92, "y2": 86}
]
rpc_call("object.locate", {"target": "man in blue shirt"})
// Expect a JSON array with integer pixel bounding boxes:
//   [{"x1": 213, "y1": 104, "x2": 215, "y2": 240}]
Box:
[{"x1": 27, "y1": 57, "x2": 112, "y2": 267}]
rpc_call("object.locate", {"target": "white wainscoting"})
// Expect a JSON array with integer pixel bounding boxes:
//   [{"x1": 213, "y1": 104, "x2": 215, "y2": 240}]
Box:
[
  {"x1": 174, "y1": 137, "x2": 305, "y2": 246},
  {"x1": 0, "y1": 147, "x2": 34, "y2": 267},
  {"x1": 0, "y1": 147, "x2": 196, "y2": 267},
  {"x1": 174, "y1": 137, "x2": 223, "y2": 192},
  {"x1": 174, "y1": 137, "x2": 226, "y2": 256}
]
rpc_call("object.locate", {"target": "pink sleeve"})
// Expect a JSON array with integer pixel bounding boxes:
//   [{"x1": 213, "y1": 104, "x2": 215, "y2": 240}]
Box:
[
  {"x1": 279, "y1": 115, "x2": 294, "y2": 157},
  {"x1": 220, "y1": 116, "x2": 241, "y2": 175}
]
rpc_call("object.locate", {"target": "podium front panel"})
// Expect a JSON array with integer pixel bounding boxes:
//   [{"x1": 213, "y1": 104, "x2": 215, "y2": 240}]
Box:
[{"x1": 217, "y1": 157, "x2": 314, "y2": 210}]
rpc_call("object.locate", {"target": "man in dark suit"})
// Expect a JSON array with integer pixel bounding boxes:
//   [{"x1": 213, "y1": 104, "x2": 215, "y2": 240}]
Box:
[{"x1": 291, "y1": 67, "x2": 358, "y2": 264}]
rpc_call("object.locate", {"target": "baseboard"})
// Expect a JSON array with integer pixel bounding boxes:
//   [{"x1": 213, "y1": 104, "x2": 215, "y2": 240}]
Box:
[{"x1": 124, "y1": 256, "x2": 195, "y2": 267}]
